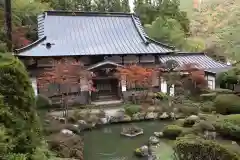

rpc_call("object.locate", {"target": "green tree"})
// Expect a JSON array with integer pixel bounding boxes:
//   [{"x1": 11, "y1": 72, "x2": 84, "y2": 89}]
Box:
[
  {"x1": 121, "y1": 0, "x2": 130, "y2": 12},
  {"x1": 145, "y1": 16, "x2": 204, "y2": 51},
  {"x1": 0, "y1": 54, "x2": 42, "y2": 158},
  {"x1": 134, "y1": 0, "x2": 190, "y2": 33},
  {"x1": 92, "y1": 0, "x2": 130, "y2": 12}
]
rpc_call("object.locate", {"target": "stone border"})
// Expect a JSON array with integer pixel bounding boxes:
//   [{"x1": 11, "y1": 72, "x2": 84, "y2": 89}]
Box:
[{"x1": 120, "y1": 129, "x2": 144, "y2": 137}]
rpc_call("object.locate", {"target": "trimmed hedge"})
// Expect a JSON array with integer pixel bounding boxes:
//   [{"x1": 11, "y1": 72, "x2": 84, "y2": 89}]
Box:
[
  {"x1": 162, "y1": 125, "x2": 183, "y2": 139},
  {"x1": 174, "y1": 135, "x2": 240, "y2": 160},
  {"x1": 214, "y1": 94, "x2": 240, "y2": 114}
]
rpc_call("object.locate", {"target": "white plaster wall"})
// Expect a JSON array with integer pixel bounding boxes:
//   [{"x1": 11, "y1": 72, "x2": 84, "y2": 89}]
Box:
[
  {"x1": 161, "y1": 78, "x2": 167, "y2": 93},
  {"x1": 121, "y1": 75, "x2": 126, "y2": 91},
  {"x1": 80, "y1": 77, "x2": 89, "y2": 91},
  {"x1": 31, "y1": 77, "x2": 38, "y2": 96},
  {"x1": 170, "y1": 84, "x2": 175, "y2": 96},
  {"x1": 205, "y1": 74, "x2": 216, "y2": 90}
]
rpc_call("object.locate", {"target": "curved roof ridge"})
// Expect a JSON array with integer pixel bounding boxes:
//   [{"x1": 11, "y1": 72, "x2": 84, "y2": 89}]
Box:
[
  {"x1": 15, "y1": 36, "x2": 46, "y2": 53},
  {"x1": 146, "y1": 37, "x2": 175, "y2": 50},
  {"x1": 131, "y1": 15, "x2": 149, "y2": 45}
]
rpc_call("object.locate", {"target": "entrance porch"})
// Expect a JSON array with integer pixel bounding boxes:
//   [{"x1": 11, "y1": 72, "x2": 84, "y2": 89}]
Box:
[{"x1": 87, "y1": 61, "x2": 124, "y2": 103}]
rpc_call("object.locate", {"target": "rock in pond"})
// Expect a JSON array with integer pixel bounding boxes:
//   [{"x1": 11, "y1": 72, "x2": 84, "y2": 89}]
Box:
[
  {"x1": 135, "y1": 145, "x2": 148, "y2": 157},
  {"x1": 154, "y1": 132, "x2": 163, "y2": 138},
  {"x1": 145, "y1": 112, "x2": 158, "y2": 120},
  {"x1": 159, "y1": 112, "x2": 169, "y2": 120},
  {"x1": 149, "y1": 136, "x2": 159, "y2": 145},
  {"x1": 99, "y1": 117, "x2": 108, "y2": 124},
  {"x1": 121, "y1": 126, "x2": 143, "y2": 137}
]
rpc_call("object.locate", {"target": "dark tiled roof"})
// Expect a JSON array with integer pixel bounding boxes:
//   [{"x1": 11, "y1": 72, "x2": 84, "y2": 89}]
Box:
[
  {"x1": 159, "y1": 53, "x2": 231, "y2": 73},
  {"x1": 16, "y1": 11, "x2": 174, "y2": 57}
]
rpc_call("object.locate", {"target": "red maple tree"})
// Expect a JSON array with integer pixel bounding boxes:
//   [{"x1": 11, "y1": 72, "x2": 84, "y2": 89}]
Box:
[
  {"x1": 12, "y1": 26, "x2": 31, "y2": 48},
  {"x1": 116, "y1": 64, "x2": 161, "y2": 103},
  {"x1": 38, "y1": 58, "x2": 93, "y2": 117},
  {"x1": 181, "y1": 63, "x2": 207, "y2": 89}
]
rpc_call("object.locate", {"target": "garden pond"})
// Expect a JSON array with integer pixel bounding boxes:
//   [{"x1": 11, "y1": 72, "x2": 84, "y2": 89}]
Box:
[{"x1": 83, "y1": 121, "x2": 174, "y2": 160}]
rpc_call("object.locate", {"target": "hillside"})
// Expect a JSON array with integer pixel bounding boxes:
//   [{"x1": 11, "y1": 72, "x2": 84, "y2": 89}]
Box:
[{"x1": 180, "y1": 0, "x2": 240, "y2": 61}]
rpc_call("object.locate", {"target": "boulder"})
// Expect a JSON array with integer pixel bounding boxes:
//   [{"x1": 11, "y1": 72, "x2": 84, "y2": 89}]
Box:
[
  {"x1": 149, "y1": 136, "x2": 159, "y2": 145},
  {"x1": 159, "y1": 112, "x2": 169, "y2": 120},
  {"x1": 135, "y1": 145, "x2": 148, "y2": 157},
  {"x1": 121, "y1": 114, "x2": 132, "y2": 122},
  {"x1": 73, "y1": 124, "x2": 79, "y2": 128},
  {"x1": 187, "y1": 115, "x2": 200, "y2": 121},
  {"x1": 153, "y1": 132, "x2": 163, "y2": 138},
  {"x1": 169, "y1": 112, "x2": 176, "y2": 120},
  {"x1": 109, "y1": 116, "x2": 119, "y2": 123},
  {"x1": 145, "y1": 112, "x2": 158, "y2": 120},
  {"x1": 61, "y1": 129, "x2": 73, "y2": 135},
  {"x1": 99, "y1": 117, "x2": 108, "y2": 124},
  {"x1": 77, "y1": 120, "x2": 87, "y2": 125},
  {"x1": 147, "y1": 106, "x2": 156, "y2": 112},
  {"x1": 132, "y1": 113, "x2": 146, "y2": 121}
]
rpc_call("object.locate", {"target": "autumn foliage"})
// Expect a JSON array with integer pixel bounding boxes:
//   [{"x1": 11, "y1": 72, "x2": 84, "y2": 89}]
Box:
[
  {"x1": 181, "y1": 63, "x2": 207, "y2": 88},
  {"x1": 37, "y1": 59, "x2": 93, "y2": 115},
  {"x1": 116, "y1": 64, "x2": 156, "y2": 89},
  {"x1": 12, "y1": 26, "x2": 31, "y2": 48}
]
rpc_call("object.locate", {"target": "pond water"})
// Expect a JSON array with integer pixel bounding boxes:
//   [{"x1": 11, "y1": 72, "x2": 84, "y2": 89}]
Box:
[{"x1": 83, "y1": 121, "x2": 174, "y2": 160}]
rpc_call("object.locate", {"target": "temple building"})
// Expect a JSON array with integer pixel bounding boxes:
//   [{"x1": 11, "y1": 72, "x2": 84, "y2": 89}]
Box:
[{"x1": 15, "y1": 11, "x2": 230, "y2": 104}]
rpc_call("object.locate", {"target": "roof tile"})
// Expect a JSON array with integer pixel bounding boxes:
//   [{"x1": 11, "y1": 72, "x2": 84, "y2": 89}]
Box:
[{"x1": 17, "y1": 11, "x2": 173, "y2": 56}]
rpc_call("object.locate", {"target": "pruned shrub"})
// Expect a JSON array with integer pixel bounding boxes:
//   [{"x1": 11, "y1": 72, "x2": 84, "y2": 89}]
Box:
[
  {"x1": 214, "y1": 116, "x2": 240, "y2": 140},
  {"x1": 193, "y1": 120, "x2": 215, "y2": 133},
  {"x1": 223, "y1": 114, "x2": 240, "y2": 125},
  {"x1": 200, "y1": 93, "x2": 216, "y2": 101},
  {"x1": 163, "y1": 125, "x2": 183, "y2": 139},
  {"x1": 214, "y1": 94, "x2": 240, "y2": 114},
  {"x1": 36, "y1": 94, "x2": 52, "y2": 109},
  {"x1": 200, "y1": 105, "x2": 215, "y2": 113},
  {"x1": 178, "y1": 106, "x2": 199, "y2": 116},
  {"x1": 174, "y1": 135, "x2": 240, "y2": 160},
  {"x1": 124, "y1": 104, "x2": 141, "y2": 116},
  {"x1": 214, "y1": 88, "x2": 234, "y2": 94},
  {"x1": 48, "y1": 133, "x2": 83, "y2": 159}
]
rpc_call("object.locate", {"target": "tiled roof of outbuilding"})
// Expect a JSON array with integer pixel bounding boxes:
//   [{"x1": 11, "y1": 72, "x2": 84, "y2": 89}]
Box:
[
  {"x1": 16, "y1": 11, "x2": 174, "y2": 57},
  {"x1": 159, "y1": 53, "x2": 231, "y2": 74}
]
